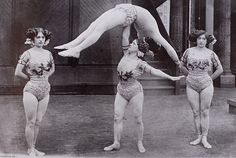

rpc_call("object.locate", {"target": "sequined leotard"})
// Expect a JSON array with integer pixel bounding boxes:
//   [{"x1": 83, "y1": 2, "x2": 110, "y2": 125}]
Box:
[
  {"x1": 18, "y1": 50, "x2": 54, "y2": 101},
  {"x1": 181, "y1": 47, "x2": 221, "y2": 93},
  {"x1": 117, "y1": 55, "x2": 151, "y2": 101},
  {"x1": 114, "y1": 4, "x2": 137, "y2": 27}
]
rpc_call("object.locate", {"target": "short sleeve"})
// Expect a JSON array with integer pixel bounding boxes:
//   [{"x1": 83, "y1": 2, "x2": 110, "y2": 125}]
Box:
[
  {"x1": 211, "y1": 52, "x2": 221, "y2": 68},
  {"x1": 181, "y1": 49, "x2": 189, "y2": 67},
  {"x1": 18, "y1": 51, "x2": 30, "y2": 65},
  {"x1": 138, "y1": 60, "x2": 152, "y2": 73},
  {"x1": 49, "y1": 52, "x2": 54, "y2": 64}
]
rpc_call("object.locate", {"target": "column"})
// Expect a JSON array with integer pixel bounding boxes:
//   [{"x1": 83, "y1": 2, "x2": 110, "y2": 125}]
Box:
[
  {"x1": 170, "y1": 0, "x2": 185, "y2": 94},
  {"x1": 215, "y1": 0, "x2": 235, "y2": 87},
  {"x1": 205, "y1": 0, "x2": 214, "y2": 50}
]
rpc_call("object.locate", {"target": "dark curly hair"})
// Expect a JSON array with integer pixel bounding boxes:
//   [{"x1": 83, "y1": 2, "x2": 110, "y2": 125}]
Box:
[
  {"x1": 25, "y1": 27, "x2": 52, "y2": 41},
  {"x1": 137, "y1": 38, "x2": 150, "y2": 54},
  {"x1": 188, "y1": 29, "x2": 216, "y2": 45}
]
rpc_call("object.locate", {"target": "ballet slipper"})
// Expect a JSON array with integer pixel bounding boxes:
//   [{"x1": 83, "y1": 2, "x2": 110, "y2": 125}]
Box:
[
  {"x1": 54, "y1": 44, "x2": 72, "y2": 50},
  {"x1": 201, "y1": 136, "x2": 212, "y2": 149},
  {"x1": 28, "y1": 148, "x2": 36, "y2": 157},
  {"x1": 58, "y1": 49, "x2": 80, "y2": 58},
  {"x1": 190, "y1": 135, "x2": 202, "y2": 145},
  {"x1": 34, "y1": 148, "x2": 46, "y2": 156},
  {"x1": 104, "y1": 143, "x2": 120, "y2": 151},
  {"x1": 137, "y1": 141, "x2": 146, "y2": 153}
]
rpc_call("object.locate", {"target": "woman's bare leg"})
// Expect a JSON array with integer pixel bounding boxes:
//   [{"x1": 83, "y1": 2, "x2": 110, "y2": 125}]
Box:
[
  {"x1": 104, "y1": 93, "x2": 128, "y2": 151},
  {"x1": 134, "y1": 8, "x2": 179, "y2": 63},
  {"x1": 129, "y1": 92, "x2": 145, "y2": 153},
  {"x1": 23, "y1": 92, "x2": 38, "y2": 156},
  {"x1": 58, "y1": 9, "x2": 127, "y2": 58},
  {"x1": 200, "y1": 84, "x2": 214, "y2": 149},
  {"x1": 54, "y1": 22, "x2": 97, "y2": 50},
  {"x1": 186, "y1": 86, "x2": 202, "y2": 145},
  {"x1": 33, "y1": 94, "x2": 49, "y2": 156}
]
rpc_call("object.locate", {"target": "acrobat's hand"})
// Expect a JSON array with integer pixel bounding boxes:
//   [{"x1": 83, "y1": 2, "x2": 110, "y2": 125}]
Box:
[
  {"x1": 171, "y1": 75, "x2": 185, "y2": 81},
  {"x1": 58, "y1": 48, "x2": 80, "y2": 58},
  {"x1": 137, "y1": 51, "x2": 144, "y2": 57}
]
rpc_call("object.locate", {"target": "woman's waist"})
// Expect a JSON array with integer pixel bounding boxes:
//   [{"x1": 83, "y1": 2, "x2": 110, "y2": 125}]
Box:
[
  {"x1": 28, "y1": 78, "x2": 50, "y2": 85},
  {"x1": 187, "y1": 73, "x2": 212, "y2": 81},
  {"x1": 29, "y1": 75, "x2": 49, "y2": 81},
  {"x1": 188, "y1": 72, "x2": 210, "y2": 77},
  {"x1": 118, "y1": 78, "x2": 139, "y2": 86}
]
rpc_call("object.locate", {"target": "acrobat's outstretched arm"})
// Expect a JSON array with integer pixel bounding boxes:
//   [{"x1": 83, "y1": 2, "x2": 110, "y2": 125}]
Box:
[{"x1": 121, "y1": 26, "x2": 131, "y2": 54}]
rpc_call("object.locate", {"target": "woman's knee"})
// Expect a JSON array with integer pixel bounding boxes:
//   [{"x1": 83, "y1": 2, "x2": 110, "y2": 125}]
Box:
[
  {"x1": 134, "y1": 115, "x2": 143, "y2": 125},
  {"x1": 35, "y1": 117, "x2": 43, "y2": 127},
  {"x1": 201, "y1": 108, "x2": 210, "y2": 118},
  {"x1": 192, "y1": 109, "x2": 200, "y2": 118},
  {"x1": 93, "y1": 25, "x2": 107, "y2": 35},
  {"x1": 26, "y1": 119, "x2": 36, "y2": 129},
  {"x1": 114, "y1": 113, "x2": 123, "y2": 123}
]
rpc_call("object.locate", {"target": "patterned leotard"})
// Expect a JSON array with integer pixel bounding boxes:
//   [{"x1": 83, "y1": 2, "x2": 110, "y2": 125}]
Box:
[
  {"x1": 115, "y1": 4, "x2": 137, "y2": 27},
  {"x1": 181, "y1": 47, "x2": 221, "y2": 92},
  {"x1": 18, "y1": 50, "x2": 54, "y2": 101},
  {"x1": 117, "y1": 55, "x2": 151, "y2": 101}
]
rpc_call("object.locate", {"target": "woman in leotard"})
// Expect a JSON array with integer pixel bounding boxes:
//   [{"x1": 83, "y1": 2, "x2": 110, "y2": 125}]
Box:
[
  {"x1": 54, "y1": 3, "x2": 180, "y2": 66},
  {"x1": 15, "y1": 27, "x2": 55, "y2": 156},
  {"x1": 180, "y1": 29, "x2": 223, "y2": 149},
  {"x1": 104, "y1": 26, "x2": 184, "y2": 153}
]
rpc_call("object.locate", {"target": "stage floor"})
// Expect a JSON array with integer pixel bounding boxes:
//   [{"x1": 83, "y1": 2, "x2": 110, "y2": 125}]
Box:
[{"x1": 0, "y1": 88, "x2": 236, "y2": 158}]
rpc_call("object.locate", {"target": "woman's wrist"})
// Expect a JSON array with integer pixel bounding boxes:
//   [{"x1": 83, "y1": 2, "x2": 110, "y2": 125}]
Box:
[
  {"x1": 174, "y1": 60, "x2": 180, "y2": 65},
  {"x1": 25, "y1": 75, "x2": 30, "y2": 80},
  {"x1": 122, "y1": 45, "x2": 130, "y2": 50}
]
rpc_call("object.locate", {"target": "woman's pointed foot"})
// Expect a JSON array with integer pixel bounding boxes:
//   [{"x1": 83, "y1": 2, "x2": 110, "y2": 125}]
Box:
[
  {"x1": 137, "y1": 141, "x2": 146, "y2": 153},
  {"x1": 34, "y1": 148, "x2": 46, "y2": 156},
  {"x1": 201, "y1": 136, "x2": 212, "y2": 149},
  {"x1": 58, "y1": 49, "x2": 80, "y2": 58},
  {"x1": 104, "y1": 143, "x2": 120, "y2": 151},
  {"x1": 54, "y1": 44, "x2": 72, "y2": 50},
  {"x1": 190, "y1": 135, "x2": 202, "y2": 145},
  {"x1": 28, "y1": 148, "x2": 36, "y2": 157}
]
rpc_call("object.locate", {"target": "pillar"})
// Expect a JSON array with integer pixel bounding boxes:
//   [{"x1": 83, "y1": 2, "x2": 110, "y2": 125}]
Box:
[{"x1": 215, "y1": 0, "x2": 235, "y2": 87}]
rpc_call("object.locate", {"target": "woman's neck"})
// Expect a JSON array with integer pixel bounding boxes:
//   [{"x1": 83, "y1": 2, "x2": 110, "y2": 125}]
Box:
[
  {"x1": 31, "y1": 46, "x2": 43, "y2": 51},
  {"x1": 127, "y1": 50, "x2": 138, "y2": 58},
  {"x1": 195, "y1": 46, "x2": 206, "y2": 51}
]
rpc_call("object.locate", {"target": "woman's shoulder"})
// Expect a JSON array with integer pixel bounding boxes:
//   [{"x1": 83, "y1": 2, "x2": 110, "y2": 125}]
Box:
[
  {"x1": 20, "y1": 49, "x2": 31, "y2": 56},
  {"x1": 137, "y1": 59, "x2": 149, "y2": 67},
  {"x1": 204, "y1": 48, "x2": 216, "y2": 56},
  {"x1": 40, "y1": 49, "x2": 52, "y2": 57},
  {"x1": 183, "y1": 47, "x2": 193, "y2": 54},
  {"x1": 206, "y1": 48, "x2": 214, "y2": 53},
  {"x1": 188, "y1": 47, "x2": 197, "y2": 51},
  {"x1": 43, "y1": 49, "x2": 52, "y2": 55},
  {"x1": 42, "y1": 48, "x2": 51, "y2": 53}
]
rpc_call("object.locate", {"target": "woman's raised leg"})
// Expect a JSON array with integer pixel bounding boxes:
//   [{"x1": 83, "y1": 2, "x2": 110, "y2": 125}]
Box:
[
  {"x1": 58, "y1": 9, "x2": 127, "y2": 58},
  {"x1": 54, "y1": 20, "x2": 99, "y2": 50},
  {"x1": 135, "y1": 9, "x2": 179, "y2": 64}
]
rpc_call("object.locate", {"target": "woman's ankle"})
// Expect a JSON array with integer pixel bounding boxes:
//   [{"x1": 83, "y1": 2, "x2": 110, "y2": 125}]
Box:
[{"x1": 113, "y1": 141, "x2": 120, "y2": 146}]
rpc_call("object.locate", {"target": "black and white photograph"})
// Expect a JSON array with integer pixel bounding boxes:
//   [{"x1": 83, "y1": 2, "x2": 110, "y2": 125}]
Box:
[{"x1": 0, "y1": 0, "x2": 236, "y2": 157}]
